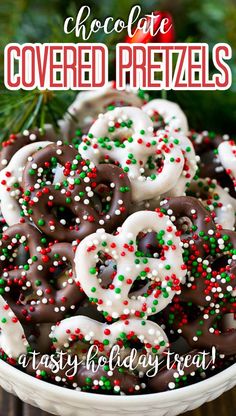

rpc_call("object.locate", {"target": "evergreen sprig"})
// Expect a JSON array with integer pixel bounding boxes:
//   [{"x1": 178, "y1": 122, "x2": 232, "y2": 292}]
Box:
[{"x1": 0, "y1": 88, "x2": 76, "y2": 143}]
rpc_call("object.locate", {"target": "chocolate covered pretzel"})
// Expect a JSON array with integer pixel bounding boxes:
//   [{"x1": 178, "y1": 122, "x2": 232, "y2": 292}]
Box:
[
  {"x1": 79, "y1": 107, "x2": 188, "y2": 202},
  {"x1": 61, "y1": 81, "x2": 146, "y2": 138},
  {"x1": 196, "y1": 137, "x2": 236, "y2": 199},
  {"x1": 22, "y1": 143, "x2": 132, "y2": 242},
  {"x1": 0, "y1": 295, "x2": 29, "y2": 358},
  {"x1": 0, "y1": 223, "x2": 84, "y2": 324},
  {"x1": 147, "y1": 349, "x2": 212, "y2": 392},
  {"x1": 160, "y1": 196, "x2": 216, "y2": 256},
  {"x1": 74, "y1": 210, "x2": 186, "y2": 319},
  {"x1": 0, "y1": 141, "x2": 52, "y2": 226},
  {"x1": 26, "y1": 352, "x2": 144, "y2": 394},
  {"x1": 218, "y1": 140, "x2": 236, "y2": 194},
  {"x1": 143, "y1": 99, "x2": 189, "y2": 134},
  {"x1": 188, "y1": 130, "x2": 227, "y2": 156},
  {"x1": 0, "y1": 127, "x2": 56, "y2": 170},
  {"x1": 187, "y1": 177, "x2": 236, "y2": 230},
  {"x1": 167, "y1": 229, "x2": 236, "y2": 355}
]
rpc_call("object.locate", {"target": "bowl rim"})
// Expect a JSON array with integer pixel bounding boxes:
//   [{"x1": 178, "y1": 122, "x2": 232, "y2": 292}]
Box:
[{"x1": 0, "y1": 359, "x2": 235, "y2": 406}]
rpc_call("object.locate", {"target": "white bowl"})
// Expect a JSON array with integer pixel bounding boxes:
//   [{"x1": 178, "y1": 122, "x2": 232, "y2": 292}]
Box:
[{"x1": 0, "y1": 359, "x2": 235, "y2": 416}]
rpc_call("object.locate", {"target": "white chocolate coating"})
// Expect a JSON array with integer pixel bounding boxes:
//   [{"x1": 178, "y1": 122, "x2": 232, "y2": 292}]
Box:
[
  {"x1": 74, "y1": 211, "x2": 186, "y2": 319},
  {"x1": 60, "y1": 82, "x2": 145, "y2": 139},
  {"x1": 142, "y1": 99, "x2": 189, "y2": 134},
  {"x1": 162, "y1": 128, "x2": 197, "y2": 197},
  {"x1": 0, "y1": 295, "x2": 29, "y2": 358},
  {"x1": 51, "y1": 315, "x2": 169, "y2": 357},
  {"x1": 79, "y1": 107, "x2": 185, "y2": 202},
  {"x1": 218, "y1": 141, "x2": 236, "y2": 191},
  {"x1": 0, "y1": 141, "x2": 52, "y2": 226},
  {"x1": 188, "y1": 177, "x2": 236, "y2": 230}
]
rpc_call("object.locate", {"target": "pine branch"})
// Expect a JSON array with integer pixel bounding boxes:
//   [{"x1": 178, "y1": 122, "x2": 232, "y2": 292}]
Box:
[{"x1": 0, "y1": 89, "x2": 76, "y2": 143}]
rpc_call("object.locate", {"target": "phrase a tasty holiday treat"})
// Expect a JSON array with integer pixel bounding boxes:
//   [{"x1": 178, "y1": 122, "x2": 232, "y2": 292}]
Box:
[{"x1": 0, "y1": 83, "x2": 235, "y2": 396}]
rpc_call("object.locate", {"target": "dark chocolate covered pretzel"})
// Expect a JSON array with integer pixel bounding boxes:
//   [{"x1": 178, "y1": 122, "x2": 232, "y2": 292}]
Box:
[
  {"x1": 0, "y1": 224, "x2": 84, "y2": 324},
  {"x1": 22, "y1": 143, "x2": 132, "y2": 242},
  {"x1": 0, "y1": 128, "x2": 56, "y2": 170},
  {"x1": 166, "y1": 229, "x2": 236, "y2": 355}
]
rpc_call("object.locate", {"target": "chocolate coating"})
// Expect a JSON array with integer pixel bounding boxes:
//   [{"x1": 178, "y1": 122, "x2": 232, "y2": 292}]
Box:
[
  {"x1": 169, "y1": 229, "x2": 236, "y2": 355},
  {"x1": 26, "y1": 353, "x2": 143, "y2": 394},
  {"x1": 22, "y1": 144, "x2": 132, "y2": 242},
  {"x1": 0, "y1": 128, "x2": 56, "y2": 170},
  {"x1": 75, "y1": 299, "x2": 105, "y2": 323},
  {"x1": 188, "y1": 131, "x2": 236, "y2": 198},
  {"x1": 188, "y1": 130, "x2": 224, "y2": 156},
  {"x1": 147, "y1": 349, "x2": 212, "y2": 392},
  {"x1": 161, "y1": 196, "x2": 216, "y2": 255},
  {"x1": 199, "y1": 150, "x2": 236, "y2": 198},
  {"x1": 0, "y1": 223, "x2": 85, "y2": 324}
]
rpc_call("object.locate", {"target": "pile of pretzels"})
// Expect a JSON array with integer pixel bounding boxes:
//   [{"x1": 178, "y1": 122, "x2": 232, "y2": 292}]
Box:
[{"x1": 0, "y1": 82, "x2": 235, "y2": 395}]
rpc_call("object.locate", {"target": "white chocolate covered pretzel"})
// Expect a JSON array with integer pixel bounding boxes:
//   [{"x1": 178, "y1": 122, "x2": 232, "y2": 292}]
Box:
[
  {"x1": 0, "y1": 141, "x2": 52, "y2": 226},
  {"x1": 79, "y1": 107, "x2": 185, "y2": 202},
  {"x1": 0, "y1": 295, "x2": 29, "y2": 358},
  {"x1": 188, "y1": 177, "x2": 236, "y2": 230},
  {"x1": 51, "y1": 315, "x2": 169, "y2": 357},
  {"x1": 60, "y1": 82, "x2": 146, "y2": 139},
  {"x1": 162, "y1": 128, "x2": 197, "y2": 197},
  {"x1": 218, "y1": 140, "x2": 236, "y2": 192},
  {"x1": 74, "y1": 211, "x2": 186, "y2": 319},
  {"x1": 142, "y1": 99, "x2": 189, "y2": 134}
]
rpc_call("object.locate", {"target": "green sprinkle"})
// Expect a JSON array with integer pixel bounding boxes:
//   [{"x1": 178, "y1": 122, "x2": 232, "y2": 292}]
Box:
[{"x1": 38, "y1": 219, "x2": 45, "y2": 226}]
